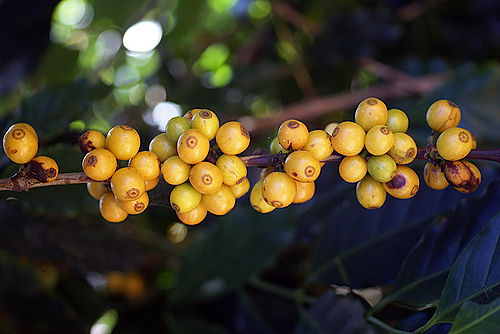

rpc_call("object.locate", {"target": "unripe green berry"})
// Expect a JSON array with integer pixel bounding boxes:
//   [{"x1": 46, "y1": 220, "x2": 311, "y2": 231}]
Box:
[
  {"x1": 367, "y1": 154, "x2": 397, "y2": 183},
  {"x1": 166, "y1": 116, "x2": 191, "y2": 144}
]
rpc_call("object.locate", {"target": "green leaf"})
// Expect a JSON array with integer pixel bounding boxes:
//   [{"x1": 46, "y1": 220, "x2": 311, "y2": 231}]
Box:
[
  {"x1": 169, "y1": 207, "x2": 293, "y2": 303},
  {"x1": 418, "y1": 210, "x2": 500, "y2": 332},
  {"x1": 373, "y1": 177, "x2": 500, "y2": 311},
  {"x1": 449, "y1": 299, "x2": 500, "y2": 334}
]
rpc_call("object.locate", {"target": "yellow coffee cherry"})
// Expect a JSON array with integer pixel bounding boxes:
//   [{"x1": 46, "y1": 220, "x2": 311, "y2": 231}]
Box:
[
  {"x1": 284, "y1": 150, "x2": 321, "y2": 182},
  {"x1": 161, "y1": 155, "x2": 191, "y2": 185},
  {"x1": 3, "y1": 123, "x2": 38, "y2": 164},
  {"x1": 216, "y1": 121, "x2": 251, "y2": 155},
  {"x1": 28, "y1": 156, "x2": 59, "y2": 183},
  {"x1": 216, "y1": 154, "x2": 247, "y2": 186},
  {"x1": 106, "y1": 125, "x2": 141, "y2": 160},
  {"x1": 277, "y1": 119, "x2": 309, "y2": 151},
  {"x1": 367, "y1": 154, "x2": 397, "y2": 183},
  {"x1": 293, "y1": 180, "x2": 315, "y2": 204},
  {"x1": 128, "y1": 151, "x2": 161, "y2": 181},
  {"x1": 149, "y1": 133, "x2": 177, "y2": 163},
  {"x1": 383, "y1": 165, "x2": 419, "y2": 199},
  {"x1": 356, "y1": 175, "x2": 386, "y2": 209},
  {"x1": 468, "y1": 130, "x2": 477, "y2": 149},
  {"x1": 436, "y1": 127, "x2": 472, "y2": 161},
  {"x1": 269, "y1": 136, "x2": 288, "y2": 154},
  {"x1": 78, "y1": 130, "x2": 106, "y2": 154},
  {"x1": 423, "y1": 162, "x2": 448, "y2": 190},
  {"x1": 250, "y1": 178, "x2": 275, "y2": 213},
  {"x1": 426, "y1": 100, "x2": 461, "y2": 132},
  {"x1": 189, "y1": 161, "x2": 223, "y2": 195},
  {"x1": 385, "y1": 108, "x2": 409, "y2": 133},
  {"x1": 176, "y1": 202, "x2": 208, "y2": 225},
  {"x1": 145, "y1": 175, "x2": 160, "y2": 191},
  {"x1": 191, "y1": 109, "x2": 219, "y2": 141},
  {"x1": 82, "y1": 148, "x2": 117, "y2": 181},
  {"x1": 262, "y1": 172, "x2": 297, "y2": 208},
  {"x1": 166, "y1": 116, "x2": 191, "y2": 144},
  {"x1": 110, "y1": 167, "x2": 146, "y2": 202},
  {"x1": 302, "y1": 130, "x2": 334, "y2": 161},
  {"x1": 99, "y1": 192, "x2": 128, "y2": 223},
  {"x1": 338, "y1": 155, "x2": 367, "y2": 183},
  {"x1": 387, "y1": 133, "x2": 417, "y2": 165},
  {"x1": 324, "y1": 122, "x2": 339, "y2": 136},
  {"x1": 87, "y1": 182, "x2": 109, "y2": 200},
  {"x1": 183, "y1": 108, "x2": 201, "y2": 122},
  {"x1": 365, "y1": 125, "x2": 394, "y2": 156},
  {"x1": 202, "y1": 184, "x2": 236, "y2": 215},
  {"x1": 330, "y1": 121, "x2": 365, "y2": 156},
  {"x1": 14, "y1": 123, "x2": 38, "y2": 140},
  {"x1": 354, "y1": 97, "x2": 388, "y2": 132},
  {"x1": 444, "y1": 160, "x2": 481, "y2": 194},
  {"x1": 177, "y1": 129, "x2": 210, "y2": 164},
  {"x1": 170, "y1": 182, "x2": 202, "y2": 213},
  {"x1": 260, "y1": 166, "x2": 274, "y2": 180},
  {"x1": 116, "y1": 191, "x2": 149, "y2": 215},
  {"x1": 230, "y1": 177, "x2": 250, "y2": 199}
]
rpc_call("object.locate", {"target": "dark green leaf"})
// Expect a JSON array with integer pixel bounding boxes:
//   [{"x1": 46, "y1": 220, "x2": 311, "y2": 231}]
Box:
[
  {"x1": 375, "y1": 175, "x2": 500, "y2": 309},
  {"x1": 418, "y1": 210, "x2": 500, "y2": 332},
  {"x1": 294, "y1": 291, "x2": 375, "y2": 334},
  {"x1": 300, "y1": 167, "x2": 472, "y2": 289},
  {"x1": 449, "y1": 299, "x2": 500, "y2": 334},
  {"x1": 169, "y1": 207, "x2": 293, "y2": 303}
]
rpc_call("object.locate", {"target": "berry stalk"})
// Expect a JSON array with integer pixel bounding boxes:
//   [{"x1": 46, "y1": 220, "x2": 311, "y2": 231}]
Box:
[{"x1": 2, "y1": 148, "x2": 499, "y2": 193}]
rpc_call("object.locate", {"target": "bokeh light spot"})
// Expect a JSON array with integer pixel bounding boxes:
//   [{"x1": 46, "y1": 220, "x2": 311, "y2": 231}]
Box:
[
  {"x1": 123, "y1": 21, "x2": 163, "y2": 53},
  {"x1": 151, "y1": 101, "x2": 182, "y2": 131}
]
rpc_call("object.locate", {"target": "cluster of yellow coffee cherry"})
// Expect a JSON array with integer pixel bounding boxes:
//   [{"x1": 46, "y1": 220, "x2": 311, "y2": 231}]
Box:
[
  {"x1": 423, "y1": 100, "x2": 480, "y2": 194},
  {"x1": 330, "y1": 97, "x2": 419, "y2": 209},
  {"x1": 80, "y1": 125, "x2": 159, "y2": 223},
  {"x1": 2, "y1": 123, "x2": 59, "y2": 183},
  {"x1": 80, "y1": 108, "x2": 251, "y2": 225},
  {"x1": 250, "y1": 119, "x2": 332, "y2": 213},
  {"x1": 159, "y1": 109, "x2": 250, "y2": 225},
  {"x1": 1, "y1": 97, "x2": 485, "y2": 225}
]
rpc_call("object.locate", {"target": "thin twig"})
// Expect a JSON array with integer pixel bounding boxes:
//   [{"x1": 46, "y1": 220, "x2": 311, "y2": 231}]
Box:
[{"x1": 1, "y1": 148, "x2": 499, "y2": 192}]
